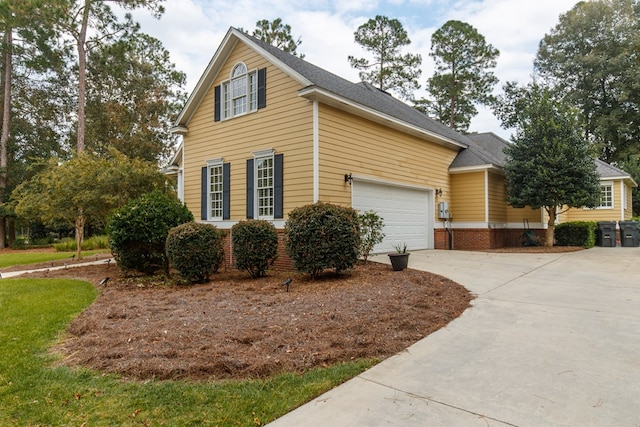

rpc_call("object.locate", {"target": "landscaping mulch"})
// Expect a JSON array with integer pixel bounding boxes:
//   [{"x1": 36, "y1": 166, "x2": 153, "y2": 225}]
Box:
[{"x1": 14, "y1": 260, "x2": 472, "y2": 381}]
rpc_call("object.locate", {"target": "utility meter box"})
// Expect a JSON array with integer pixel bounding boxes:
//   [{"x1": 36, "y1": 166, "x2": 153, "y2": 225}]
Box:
[{"x1": 438, "y1": 202, "x2": 450, "y2": 219}]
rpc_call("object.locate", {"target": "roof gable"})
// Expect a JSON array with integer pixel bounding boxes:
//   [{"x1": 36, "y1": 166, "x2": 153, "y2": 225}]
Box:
[{"x1": 173, "y1": 27, "x2": 470, "y2": 150}]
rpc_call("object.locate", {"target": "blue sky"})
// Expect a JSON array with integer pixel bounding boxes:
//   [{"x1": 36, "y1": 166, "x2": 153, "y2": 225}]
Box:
[{"x1": 128, "y1": 0, "x2": 580, "y2": 138}]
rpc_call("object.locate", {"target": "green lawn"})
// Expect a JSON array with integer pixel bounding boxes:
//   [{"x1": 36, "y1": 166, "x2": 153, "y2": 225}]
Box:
[
  {"x1": 0, "y1": 250, "x2": 108, "y2": 268},
  {"x1": 0, "y1": 277, "x2": 373, "y2": 426}
]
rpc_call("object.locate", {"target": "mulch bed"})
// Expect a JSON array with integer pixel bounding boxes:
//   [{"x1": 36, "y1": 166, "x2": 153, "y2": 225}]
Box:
[{"x1": 8, "y1": 259, "x2": 472, "y2": 381}]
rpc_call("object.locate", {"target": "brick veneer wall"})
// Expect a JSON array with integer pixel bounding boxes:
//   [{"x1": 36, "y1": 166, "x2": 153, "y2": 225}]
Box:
[
  {"x1": 434, "y1": 228, "x2": 545, "y2": 250},
  {"x1": 221, "y1": 228, "x2": 293, "y2": 271}
]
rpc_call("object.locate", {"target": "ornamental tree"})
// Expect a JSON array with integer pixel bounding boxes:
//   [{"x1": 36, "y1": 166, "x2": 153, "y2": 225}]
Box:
[{"x1": 497, "y1": 83, "x2": 601, "y2": 246}]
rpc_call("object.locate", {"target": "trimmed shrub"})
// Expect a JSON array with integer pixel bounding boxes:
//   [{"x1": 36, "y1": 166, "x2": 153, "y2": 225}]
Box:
[
  {"x1": 358, "y1": 210, "x2": 385, "y2": 261},
  {"x1": 284, "y1": 202, "x2": 361, "y2": 278},
  {"x1": 167, "y1": 222, "x2": 226, "y2": 283},
  {"x1": 554, "y1": 221, "x2": 597, "y2": 248},
  {"x1": 232, "y1": 220, "x2": 279, "y2": 278},
  {"x1": 109, "y1": 190, "x2": 194, "y2": 275}
]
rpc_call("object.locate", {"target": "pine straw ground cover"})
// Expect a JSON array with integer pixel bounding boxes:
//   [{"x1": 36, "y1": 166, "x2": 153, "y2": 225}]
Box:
[{"x1": 8, "y1": 259, "x2": 472, "y2": 381}]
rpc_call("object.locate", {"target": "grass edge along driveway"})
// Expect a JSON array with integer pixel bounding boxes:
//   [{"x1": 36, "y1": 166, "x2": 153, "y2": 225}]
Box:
[{"x1": 0, "y1": 277, "x2": 373, "y2": 426}]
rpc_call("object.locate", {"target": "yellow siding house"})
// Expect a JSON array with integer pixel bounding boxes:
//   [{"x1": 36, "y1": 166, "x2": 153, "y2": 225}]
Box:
[{"x1": 167, "y1": 27, "x2": 636, "y2": 258}]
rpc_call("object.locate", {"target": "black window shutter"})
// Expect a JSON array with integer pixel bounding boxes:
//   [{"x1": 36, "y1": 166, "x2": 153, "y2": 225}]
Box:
[
  {"x1": 274, "y1": 154, "x2": 283, "y2": 219},
  {"x1": 201, "y1": 166, "x2": 208, "y2": 220},
  {"x1": 214, "y1": 85, "x2": 221, "y2": 121},
  {"x1": 246, "y1": 159, "x2": 254, "y2": 219},
  {"x1": 223, "y1": 163, "x2": 230, "y2": 220},
  {"x1": 257, "y1": 68, "x2": 266, "y2": 109}
]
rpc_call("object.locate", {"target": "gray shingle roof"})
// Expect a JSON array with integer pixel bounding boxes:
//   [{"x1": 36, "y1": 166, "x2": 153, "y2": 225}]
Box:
[
  {"x1": 450, "y1": 132, "x2": 509, "y2": 169},
  {"x1": 244, "y1": 31, "x2": 472, "y2": 148},
  {"x1": 595, "y1": 158, "x2": 632, "y2": 179},
  {"x1": 451, "y1": 133, "x2": 636, "y2": 185}
]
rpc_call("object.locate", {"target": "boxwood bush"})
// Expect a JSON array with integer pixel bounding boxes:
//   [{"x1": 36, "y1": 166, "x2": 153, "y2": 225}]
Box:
[
  {"x1": 232, "y1": 220, "x2": 278, "y2": 278},
  {"x1": 284, "y1": 202, "x2": 361, "y2": 278},
  {"x1": 109, "y1": 190, "x2": 193, "y2": 275},
  {"x1": 554, "y1": 221, "x2": 597, "y2": 248},
  {"x1": 167, "y1": 222, "x2": 226, "y2": 283}
]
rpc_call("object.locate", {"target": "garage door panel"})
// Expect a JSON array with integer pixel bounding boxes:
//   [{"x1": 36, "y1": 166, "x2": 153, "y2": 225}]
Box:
[{"x1": 352, "y1": 180, "x2": 433, "y2": 253}]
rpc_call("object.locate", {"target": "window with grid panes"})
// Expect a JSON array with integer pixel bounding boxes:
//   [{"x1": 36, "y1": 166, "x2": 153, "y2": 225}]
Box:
[
  {"x1": 209, "y1": 163, "x2": 223, "y2": 219},
  {"x1": 256, "y1": 156, "x2": 274, "y2": 218},
  {"x1": 599, "y1": 183, "x2": 613, "y2": 208},
  {"x1": 221, "y1": 63, "x2": 257, "y2": 120}
]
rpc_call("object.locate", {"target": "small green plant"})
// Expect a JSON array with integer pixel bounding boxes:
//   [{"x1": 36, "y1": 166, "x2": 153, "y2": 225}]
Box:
[
  {"x1": 358, "y1": 210, "x2": 385, "y2": 261},
  {"x1": 284, "y1": 202, "x2": 361, "y2": 278},
  {"x1": 166, "y1": 222, "x2": 226, "y2": 284},
  {"x1": 392, "y1": 242, "x2": 408, "y2": 253},
  {"x1": 53, "y1": 235, "x2": 110, "y2": 251},
  {"x1": 232, "y1": 220, "x2": 279, "y2": 278},
  {"x1": 109, "y1": 190, "x2": 194, "y2": 275}
]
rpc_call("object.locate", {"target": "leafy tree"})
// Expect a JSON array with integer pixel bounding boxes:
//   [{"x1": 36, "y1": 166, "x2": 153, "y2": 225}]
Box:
[
  {"x1": 497, "y1": 83, "x2": 601, "y2": 247},
  {"x1": 535, "y1": 0, "x2": 640, "y2": 164},
  {"x1": 422, "y1": 20, "x2": 499, "y2": 132},
  {"x1": 348, "y1": 15, "x2": 422, "y2": 101},
  {"x1": 58, "y1": 0, "x2": 165, "y2": 154},
  {"x1": 11, "y1": 149, "x2": 167, "y2": 259},
  {"x1": 0, "y1": 1, "x2": 69, "y2": 247},
  {"x1": 248, "y1": 18, "x2": 304, "y2": 58},
  {"x1": 85, "y1": 32, "x2": 186, "y2": 163}
]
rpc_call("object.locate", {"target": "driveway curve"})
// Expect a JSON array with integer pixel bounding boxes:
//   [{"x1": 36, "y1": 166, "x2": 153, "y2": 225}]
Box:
[{"x1": 268, "y1": 247, "x2": 640, "y2": 426}]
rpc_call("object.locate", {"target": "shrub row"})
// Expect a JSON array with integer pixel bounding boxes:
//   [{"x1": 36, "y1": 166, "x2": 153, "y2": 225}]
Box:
[
  {"x1": 554, "y1": 221, "x2": 597, "y2": 248},
  {"x1": 109, "y1": 195, "x2": 378, "y2": 282}
]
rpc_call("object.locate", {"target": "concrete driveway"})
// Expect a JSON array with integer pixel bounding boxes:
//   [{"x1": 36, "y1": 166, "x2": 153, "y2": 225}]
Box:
[{"x1": 267, "y1": 247, "x2": 640, "y2": 426}]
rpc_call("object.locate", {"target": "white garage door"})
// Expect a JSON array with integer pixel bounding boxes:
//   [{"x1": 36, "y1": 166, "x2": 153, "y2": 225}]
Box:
[{"x1": 352, "y1": 180, "x2": 433, "y2": 254}]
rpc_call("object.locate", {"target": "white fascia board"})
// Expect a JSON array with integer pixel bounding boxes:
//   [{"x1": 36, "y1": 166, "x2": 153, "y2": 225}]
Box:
[
  {"x1": 170, "y1": 125, "x2": 188, "y2": 135},
  {"x1": 235, "y1": 30, "x2": 313, "y2": 88},
  {"x1": 168, "y1": 141, "x2": 183, "y2": 166},
  {"x1": 298, "y1": 87, "x2": 467, "y2": 151},
  {"x1": 173, "y1": 27, "x2": 314, "y2": 129},
  {"x1": 449, "y1": 164, "x2": 503, "y2": 174},
  {"x1": 173, "y1": 29, "x2": 238, "y2": 127},
  {"x1": 602, "y1": 175, "x2": 638, "y2": 187}
]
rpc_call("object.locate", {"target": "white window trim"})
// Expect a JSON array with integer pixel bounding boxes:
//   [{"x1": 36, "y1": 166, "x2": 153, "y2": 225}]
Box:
[
  {"x1": 253, "y1": 149, "x2": 275, "y2": 220},
  {"x1": 206, "y1": 158, "x2": 224, "y2": 221},
  {"x1": 597, "y1": 181, "x2": 614, "y2": 209},
  {"x1": 221, "y1": 62, "x2": 258, "y2": 121}
]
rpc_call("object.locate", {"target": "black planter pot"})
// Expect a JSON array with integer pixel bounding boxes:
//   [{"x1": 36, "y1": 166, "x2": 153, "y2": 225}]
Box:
[{"x1": 388, "y1": 253, "x2": 410, "y2": 271}]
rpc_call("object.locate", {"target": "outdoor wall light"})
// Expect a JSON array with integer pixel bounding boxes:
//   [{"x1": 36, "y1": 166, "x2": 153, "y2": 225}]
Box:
[
  {"x1": 344, "y1": 173, "x2": 353, "y2": 185},
  {"x1": 435, "y1": 188, "x2": 443, "y2": 197}
]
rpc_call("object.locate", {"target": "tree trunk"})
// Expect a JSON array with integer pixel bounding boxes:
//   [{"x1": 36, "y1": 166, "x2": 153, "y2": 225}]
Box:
[
  {"x1": 0, "y1": 28, "x2": 12, "y2": 248},
  {"x1": 75, "y1": 213, "x2": 85, "y2": 260},
  {"x1": 76, "y1": 0, "x2": 90, "y2": 154},
  {"x1": 545, "y1": 207, "x2": 556, "y2": 247}
]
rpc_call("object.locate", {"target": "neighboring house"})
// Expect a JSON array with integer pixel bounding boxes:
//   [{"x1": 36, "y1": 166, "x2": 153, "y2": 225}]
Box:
[{"x1": 166, "y1": 27, "x2": 636, "y2": 263}]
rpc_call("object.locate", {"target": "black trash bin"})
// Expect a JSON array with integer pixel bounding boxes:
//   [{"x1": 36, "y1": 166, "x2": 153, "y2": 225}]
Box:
[
  {"x1": 619, "y1": 221, "x2": 640, "y2": 247},
  {"x1": 596, "y1": 221, "x2": 617, "y2": 247}
]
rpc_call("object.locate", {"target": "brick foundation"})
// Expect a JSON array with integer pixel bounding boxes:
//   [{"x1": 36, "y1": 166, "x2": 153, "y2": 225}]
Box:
[
  {"x1": 221, "y1": 227, "x2": 546, "y2": 272},
  {"x1": 434, "y1": 228, "x2": 545, "y2": 251},
  {"x1": 221, "y1": 229, "x2": 293, "y2": 271}
]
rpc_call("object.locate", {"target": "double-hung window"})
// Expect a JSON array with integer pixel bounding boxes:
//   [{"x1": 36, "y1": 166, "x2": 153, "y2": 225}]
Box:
[
  {"x1": 256, "y1": 153, "x2": 274, "y2": 219},
  {"x1": 221, "y1": 63, "x2": 257, "y2": 120},
  {"x1": 214, "y1": 65, "x2": 266, "y2": 122},
  {"x1": 598, "y1": 183, "x2": 613, "y2": 208},
  {"x1": 201, "y1": 160, "x2": 230, "y2": 221},
  {"x1": 208, "y1": 160, "x2": 224, "y2": 220},
  {"x1": 246, "y1": 149, "x2": 283, "y2": 220}
]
